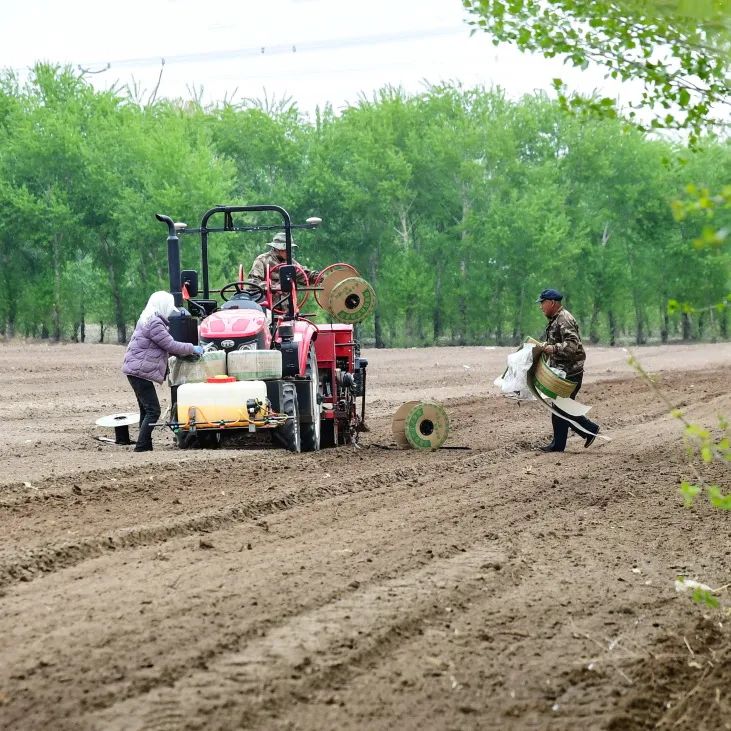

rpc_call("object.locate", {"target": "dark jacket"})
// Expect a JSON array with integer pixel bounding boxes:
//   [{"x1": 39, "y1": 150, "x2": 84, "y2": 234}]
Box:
[
  {"x1": 122, "y1": 315, "x2": 196, "y2": 384},
  {"x1": 544, "y1": 307, "x2": 586, "y2": 377}
]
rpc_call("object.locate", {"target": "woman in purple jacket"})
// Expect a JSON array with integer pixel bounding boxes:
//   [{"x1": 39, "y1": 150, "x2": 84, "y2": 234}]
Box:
[{"x1": 122, "y1": 291, "x2": 203, "y2": 452}]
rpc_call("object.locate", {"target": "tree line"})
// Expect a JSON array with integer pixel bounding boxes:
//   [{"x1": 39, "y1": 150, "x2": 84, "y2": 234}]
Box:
[{"x1": 0, "y1": 65, "x2": 728, "y2": 347}]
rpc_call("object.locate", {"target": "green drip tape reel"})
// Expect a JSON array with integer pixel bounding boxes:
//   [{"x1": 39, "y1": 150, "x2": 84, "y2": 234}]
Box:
[
  {"x1": 327, "y1": 276, "x2": 377, "y2": 324},
  {"x1": 392, "y1": 400, "x2": 450, "y2": 450},
  {"x1": 314, "y1": 263, "x2": 359, "y2": 308}
]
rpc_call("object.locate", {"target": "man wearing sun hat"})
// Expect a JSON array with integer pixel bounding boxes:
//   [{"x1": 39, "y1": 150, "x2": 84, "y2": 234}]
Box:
[
  {"x1": 535, "y1": 288, "x2": 600, "y2": 452},
  {"x1": 248, "y1": 231, "x2": 317, "y2": 309}
]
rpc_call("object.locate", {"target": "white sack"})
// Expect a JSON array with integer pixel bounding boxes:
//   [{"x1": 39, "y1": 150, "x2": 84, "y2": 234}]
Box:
[{"x1": 494, "y1": 343, "x2": 536, "y2": 400}]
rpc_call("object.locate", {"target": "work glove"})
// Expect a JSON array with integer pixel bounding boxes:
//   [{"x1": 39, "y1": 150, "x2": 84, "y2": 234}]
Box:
[{"x1": 192, "y1": 345, "x2": 205, "y2": 356}]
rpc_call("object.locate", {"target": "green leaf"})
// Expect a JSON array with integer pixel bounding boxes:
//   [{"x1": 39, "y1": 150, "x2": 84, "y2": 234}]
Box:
[
  {"x1": 708, "y1": 486, "x2": 731, "y2": 510},
  {"x1": 691, "y1": 588, "x2": 720, "y2": 608},
  {"x1": 680, "y1": 481, "x2": 700, "y2": 507}
]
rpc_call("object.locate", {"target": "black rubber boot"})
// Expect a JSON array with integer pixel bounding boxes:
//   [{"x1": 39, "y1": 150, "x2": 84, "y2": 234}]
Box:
[{"x1": 538, "y1": 442, "x2": 562, "y2": 453}]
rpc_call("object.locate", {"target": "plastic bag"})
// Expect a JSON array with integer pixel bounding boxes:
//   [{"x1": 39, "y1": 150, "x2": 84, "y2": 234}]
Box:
[
  {"x1": 168, "y1": 349, "x2": 226, "y2": 386},
  {"x1": 493, "y1": 343, "x2": 536, "y2": 400},
  {"x1": 548, "y1": 364, "x2": 566, "y2": 379}
]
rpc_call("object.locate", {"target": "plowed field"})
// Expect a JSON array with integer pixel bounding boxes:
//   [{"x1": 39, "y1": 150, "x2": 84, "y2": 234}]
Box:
[{"x1": 0, "y1": 341, "x2": 729, "y2": 731}]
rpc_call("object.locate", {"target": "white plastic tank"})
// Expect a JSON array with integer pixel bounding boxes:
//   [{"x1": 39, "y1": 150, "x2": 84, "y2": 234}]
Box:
[
  {"x1": 228, "y1": 349, "x2": 283, "y2": 380},
  {"x1": 177, "y1": 380, "x2": 268, "y2": 427},
  {"x1": 168, "y1": 350, "x2": 227, "y2": 386}
]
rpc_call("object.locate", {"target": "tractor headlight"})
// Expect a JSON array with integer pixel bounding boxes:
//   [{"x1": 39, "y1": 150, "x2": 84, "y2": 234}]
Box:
[{"x1": 238, "y1": 342, "x2": 257, "y2": 351}]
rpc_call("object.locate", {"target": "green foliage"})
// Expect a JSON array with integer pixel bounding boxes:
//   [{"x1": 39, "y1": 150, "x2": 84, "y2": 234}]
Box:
[
  {"x1": 692, "y1": 587, "x2": 721, "y2": 609},
  {"x1": 0, "y1": 64, "x2": 728, "y2": 347},
  {"x1": 462, "y1": 0, "x2": 731, "y2": 325},
  {"x1": 462, "y1": 0, "x2": 731, "y2": 143},
  {"x1": 629, "y1": 353, "x2": 729, "y2": 510},
  {"x1": 675, "y1": 576, "x2": 723, "y2": 608}
]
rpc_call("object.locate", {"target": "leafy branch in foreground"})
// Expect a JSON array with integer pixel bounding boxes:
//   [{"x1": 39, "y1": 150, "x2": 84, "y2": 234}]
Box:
[
  {"x1": 671, "y1": 182, "x2": 731, "y2": 249},
  {"x1": 674, "y1": 577, "x2": 728, "y2": 609},
  {"x1": 462, "y1": 0, "x2": 731, "y2": 143},
  {"x1": 626, "y1": 350, "x2": 730, "y2": 510}
]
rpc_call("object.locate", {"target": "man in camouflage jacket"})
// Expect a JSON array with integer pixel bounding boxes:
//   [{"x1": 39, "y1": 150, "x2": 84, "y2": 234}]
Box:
[
  {"x1": 536, "y1": 288, "x2": 600, "y2": 452},
  {"x1": 248, "y1": 232, "x2": 317, "y2": 311}
]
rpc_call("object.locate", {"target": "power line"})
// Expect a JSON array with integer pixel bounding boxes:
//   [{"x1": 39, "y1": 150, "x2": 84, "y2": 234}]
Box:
[{"x1": 76, "y1": 26, "x2": 467, "y2": 70}]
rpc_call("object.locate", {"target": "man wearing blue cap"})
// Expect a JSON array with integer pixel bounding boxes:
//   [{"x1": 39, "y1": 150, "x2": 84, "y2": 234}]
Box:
[{"x1": 536, "y1": 288, "x2": 600, "y2": 452}]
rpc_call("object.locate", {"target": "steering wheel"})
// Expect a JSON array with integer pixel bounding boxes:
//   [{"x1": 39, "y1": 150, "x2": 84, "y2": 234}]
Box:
[
  {"x1": 219, "y1": 280, "x2": 266, "y2": 303},
  {"x1": 269, "y1": 263, "x2": 311, "y2": 314}
]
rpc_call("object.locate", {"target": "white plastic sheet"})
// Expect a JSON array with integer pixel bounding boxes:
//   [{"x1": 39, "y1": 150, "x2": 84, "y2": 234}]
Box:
[{"x1": 493, "y1": 343, "x2": 536, "y2": 400}]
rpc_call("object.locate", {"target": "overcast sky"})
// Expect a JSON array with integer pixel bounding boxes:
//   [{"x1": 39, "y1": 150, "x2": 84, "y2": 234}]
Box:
[{"x1": 4, "y1": 0, "x2": 633, "y2": 115}]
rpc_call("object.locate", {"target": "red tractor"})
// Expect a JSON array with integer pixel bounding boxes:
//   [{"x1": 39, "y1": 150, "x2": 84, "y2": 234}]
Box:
[{"x1": 156, "y1": 204, "x2": 374, "y2": 452}]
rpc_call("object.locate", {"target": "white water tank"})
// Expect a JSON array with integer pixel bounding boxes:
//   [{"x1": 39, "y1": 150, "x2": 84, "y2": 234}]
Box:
[{"x1": 228, "y1": 349, "x2": 282, "y2": 380}]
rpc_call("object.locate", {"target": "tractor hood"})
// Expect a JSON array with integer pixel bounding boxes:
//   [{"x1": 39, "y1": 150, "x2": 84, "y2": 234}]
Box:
[{"x1": 200, "y1": 309, "x2": 267, "y2": 340}]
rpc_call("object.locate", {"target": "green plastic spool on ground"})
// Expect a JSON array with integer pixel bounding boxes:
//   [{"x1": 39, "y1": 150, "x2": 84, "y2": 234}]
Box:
[{"x1": 392, "y1": 400, "x2": 450, "y2": 450}]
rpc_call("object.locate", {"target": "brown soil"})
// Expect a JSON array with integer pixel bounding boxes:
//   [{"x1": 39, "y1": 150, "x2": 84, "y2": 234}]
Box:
[{"x1": 0, "y1": 341, "x2": 729, "y2": 731}]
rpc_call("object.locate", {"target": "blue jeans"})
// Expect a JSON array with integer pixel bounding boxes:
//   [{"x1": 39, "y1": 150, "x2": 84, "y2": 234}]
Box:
[{"x1": 127, "y1": 376, "x2": 160, "y2": 451}]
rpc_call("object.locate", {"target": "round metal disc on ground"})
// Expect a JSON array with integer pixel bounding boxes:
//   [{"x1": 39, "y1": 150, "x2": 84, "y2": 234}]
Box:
[
  {"x1": 326, "y1": 276, "x2": 377, "y2": 324},
  {"x1": 95, "y1": 413, "x2": 138, "y2": 428},
  {"x1": 314, "y1": 263, "x2": 359, "y2": 308},
  {"x1": 392, "y1": 400, "x2": 421, "y2": 448},
  {"x1": 404, "y1": 401, "x2": 450, "y2": 450}
]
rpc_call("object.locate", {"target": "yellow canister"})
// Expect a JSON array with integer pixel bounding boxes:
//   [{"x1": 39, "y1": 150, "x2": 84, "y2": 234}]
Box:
[{"x1": 176, "y1": 380, "x2": 268, "y2": 427}]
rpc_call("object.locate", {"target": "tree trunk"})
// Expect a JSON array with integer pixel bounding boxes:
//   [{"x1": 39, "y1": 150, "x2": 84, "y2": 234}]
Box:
[
  {"x1": 99, "y1": 321, "x2": 106, "y2": 343},
  {"x1": 52, "y1": 232, "x2": 63, "y2": 341},
  {"x1": 373, "y1": 310, "x2": 384, "y2": 348},
  {"x1": 660, "y1": 304, "x2": 669, "y2": 343},
  {"x1": 368, "y1": 251, "x2": 384, "y2": 349},
  {"x1": 6, "y1": 308, "x2": 16, "y2": 338},
  {"x1": 100, "y1": 238, "x2": 127, "y2": 343},
  {"x1": 720, "y1": 306, "x2": 728, "y2": 339},
  {"x1": 681, "y1": 312, "x2": 691, "y2": 340},
  {"x1": 589, "y1": 299, "x2": 601, "y2": 344},
  {"x1": 457, "y1": 190, "x2": 470, "y2": 346},
  {"x1": 635, "y1": 312, "x2": 645, "y2": 345},
  {"x1": 404, "y1": 306, "x2": 415, "y2": 343},
  {"x1": 511, "y1": 282, "x2": 526, "y2": 345},
  {"x1": 608, "y1": 310, "x2": 617, "y2": 346},
  {"x1": 80, "y1": 300, "x2": 86, "y2": 343},
  {"x1": 432, "y1": 267, "x2": 442, "y2": 343}
]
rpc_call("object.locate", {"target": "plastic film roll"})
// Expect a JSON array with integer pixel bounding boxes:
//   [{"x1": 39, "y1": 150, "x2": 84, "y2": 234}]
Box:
[
  {"x1": 315, "y1": 263, "x2": 359, "y2": 308},
  {"x1": 391, "y1": 400, "x2": 450, "y2": 450},
  {"x1": 327, "y1": 276, "x2": 377, "y2": 324}
]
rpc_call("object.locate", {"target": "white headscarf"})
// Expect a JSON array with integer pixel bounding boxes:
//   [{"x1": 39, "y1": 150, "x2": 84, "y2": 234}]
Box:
[{"x1": 138, "y1": 291, "x2": 177, "y2": 326}]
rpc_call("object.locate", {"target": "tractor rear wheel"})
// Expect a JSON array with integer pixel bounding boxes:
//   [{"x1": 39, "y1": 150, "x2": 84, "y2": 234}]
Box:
[
  {"x1": 274, "y1": 382, "x2": 301, "y2": 453},
  {"x1": 300, "y1": 344, "x2": 322, "y2": 452}
]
